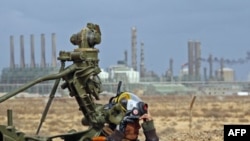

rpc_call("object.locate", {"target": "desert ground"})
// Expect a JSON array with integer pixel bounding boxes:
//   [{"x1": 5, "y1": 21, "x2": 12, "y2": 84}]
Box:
[{"x1": 1, "y1": 94, "x2": 250, "y2": 141}]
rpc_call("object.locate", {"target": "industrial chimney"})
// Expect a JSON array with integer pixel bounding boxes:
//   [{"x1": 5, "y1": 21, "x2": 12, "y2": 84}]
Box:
[
  {"x1": 194, "y1": 41, "x2": 201, "y2": 79},
  {"x1": 188, "y1": 40, "x2": 194, "y2": 77},
  {"x1": 40, "y1": 34, "x2": 46, "y2": 68},
  {"x1": 203, "y1": 67, "x2": 207, "y2": 81},
  {"x1": 220, "y1": 58, "x2": 224, "y2": 81},
  {"x1": 208, "y1": 54, "x2": 213, "y2": 80},
  {"x1": 131, "y1": 27, "x2": 137, "y2": 71},
  {"x1": 188, "y1": 40, "x2": 201, "y2": 81},
  {"x1": 169, "y1": 58, "x2": 173, "y2": 78},
  {"x1": 30, "y1": 34, "x2": 36, "y2": 68},
  {"x1": 10, "y1": 35, "x2": 15, "y2": 69},
  {"x1": 140, "y1": 42, "x2": 145, "y2": 77},
  {"x1": 20, "y1": 35, "x2": 25, "y2": 68},
  {"x1": 51, "y1": 33, "x2": 57, "y2": 67},
  {"x1": 124, "y1": 50, "x2": 128, "y2": 66}
]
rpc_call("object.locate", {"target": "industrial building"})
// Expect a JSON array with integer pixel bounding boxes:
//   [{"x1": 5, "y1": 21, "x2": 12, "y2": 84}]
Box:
[
  {"x1": 187, "y1": 40, "x2": 201, "y2": 81},
  {"x1": 0, "y1": 34, "x2": 59, "y2": 94},
  {"x1": 215, "y1": 67, "x2": 235, "y2": 82},
  {"x1": 107, "y1": 61, "x2": 139, "y2": 83},
  {"x1": 0, "y1": 27, "x2": 249, "y2": 96}
]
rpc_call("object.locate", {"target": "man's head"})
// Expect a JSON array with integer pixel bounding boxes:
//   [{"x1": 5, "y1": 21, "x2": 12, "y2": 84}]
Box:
[
  {"x1": 111, "y1": 92, "x2": 148, "y2": 140},
  {"x1": 112, "y1": 92, "x2": 148, "y2": 117}
]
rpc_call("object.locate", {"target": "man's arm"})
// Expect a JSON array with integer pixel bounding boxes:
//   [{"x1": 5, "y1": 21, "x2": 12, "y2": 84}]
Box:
[{"x1": 140, "y1": 110, "x2": 159, "y2": 141}]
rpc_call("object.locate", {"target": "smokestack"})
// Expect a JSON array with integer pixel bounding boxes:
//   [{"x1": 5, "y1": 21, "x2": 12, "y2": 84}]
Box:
[
  {"x1": 10, "y1": 35, "x2": 15, "y2": 69},
  {"x1": 208, "y1": 54, "x2": 213, "y2": 80},
  {"x1": 131, "y1": 27, "x2": 137, "y2": 71},
  {"x1": 169, "y1": 58, "x2": 173, "y2": 78},
  {"x1": 20, "y1": 35, "x2": 25, "y2": 68},
  {"x1": 51, "y1": 33, "x2": 57, "y2": 67},
  {"x1": 194, "y1": 41, "x2": 201, "y2": 80},
  {"x1": 124, "y1": 50, "x2": 128, "y2": 66},
  {"x1": 203, "y1": 67, "x2": 207, "y2": 81},
  {"x1": 30, "y1": 34, "x2": 35, "y2": 68},
  {"x1": 188, "y1": 40, "x2": 194, "y2": 77},
  {"x1": 140, "y1": 42, "x2": 145, "y2": 77},
  {"x1": 220, "y1": 58, "x2": 224, "y2": 81},
  {"x1": 40, "y1": 34, "x2": 46, "y2": 68}
]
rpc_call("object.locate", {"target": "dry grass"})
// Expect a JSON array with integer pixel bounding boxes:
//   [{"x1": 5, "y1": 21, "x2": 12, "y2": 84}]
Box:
[{"x1": 1, "y1": 94, "x2": 250, "y2": 141}]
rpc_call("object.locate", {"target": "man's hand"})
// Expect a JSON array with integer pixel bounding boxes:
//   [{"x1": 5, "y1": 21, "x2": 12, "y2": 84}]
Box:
[{"x1": 139, "y1": 109, "x2": 153, "y2": 122}]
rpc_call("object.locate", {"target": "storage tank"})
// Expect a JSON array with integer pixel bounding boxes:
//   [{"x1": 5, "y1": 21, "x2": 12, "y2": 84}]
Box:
[{"x1": 216, "y1": 68, "x2": 235, "y2": 82}]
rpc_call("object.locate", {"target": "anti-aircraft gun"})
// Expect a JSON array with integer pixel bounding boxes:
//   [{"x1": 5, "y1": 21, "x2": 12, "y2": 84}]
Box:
[{"x1": 0, "y1": 23, "x2": 125, "y2": 141}]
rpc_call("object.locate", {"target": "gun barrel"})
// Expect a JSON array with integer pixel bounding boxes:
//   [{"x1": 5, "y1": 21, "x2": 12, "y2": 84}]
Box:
[{"x1": 0, "y1": 64, "x2": 77, "y2": 103}]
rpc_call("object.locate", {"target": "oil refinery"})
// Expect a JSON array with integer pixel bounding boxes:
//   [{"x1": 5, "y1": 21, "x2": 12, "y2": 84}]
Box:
[{"x1": 0, "y1": 27, "x2": 249, "y2": 96}]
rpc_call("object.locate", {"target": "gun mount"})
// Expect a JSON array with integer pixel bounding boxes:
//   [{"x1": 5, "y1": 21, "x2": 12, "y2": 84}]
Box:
[{"x1": 0, "y1": 23, "x2": 125, "y2": 141}]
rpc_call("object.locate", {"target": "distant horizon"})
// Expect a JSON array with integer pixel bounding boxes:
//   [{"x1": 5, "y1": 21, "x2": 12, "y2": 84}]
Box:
[
  {"x1": 1, "y1": 0, "x2": 250, "y2": 81},
  {"x1": 0, "y1": 32, "x2": 249, "y2": 81}
]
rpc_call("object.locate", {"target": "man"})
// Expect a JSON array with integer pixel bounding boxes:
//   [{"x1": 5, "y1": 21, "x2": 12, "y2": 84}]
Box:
[{"x1": 106, "y1": 92, "x2": 159, "y2": 141}]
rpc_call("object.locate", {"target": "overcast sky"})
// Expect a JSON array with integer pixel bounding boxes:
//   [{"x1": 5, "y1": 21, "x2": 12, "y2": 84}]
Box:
[{"x1": 0, "y1": 0, "x2": 250, "y2": 80}]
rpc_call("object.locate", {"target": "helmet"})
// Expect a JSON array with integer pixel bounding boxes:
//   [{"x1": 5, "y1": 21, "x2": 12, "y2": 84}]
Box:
[
  {"x1": 111, "y1": 92, "x2": 148, "y2": 117},
  {"x1": 105, "y1": 81, "x2": 148, "y2": 126}
]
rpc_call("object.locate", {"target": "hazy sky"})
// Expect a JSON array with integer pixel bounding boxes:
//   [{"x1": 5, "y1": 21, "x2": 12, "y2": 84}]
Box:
[{"x1": 0, "y1": 0, "x2": 250, "y2": 80}]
